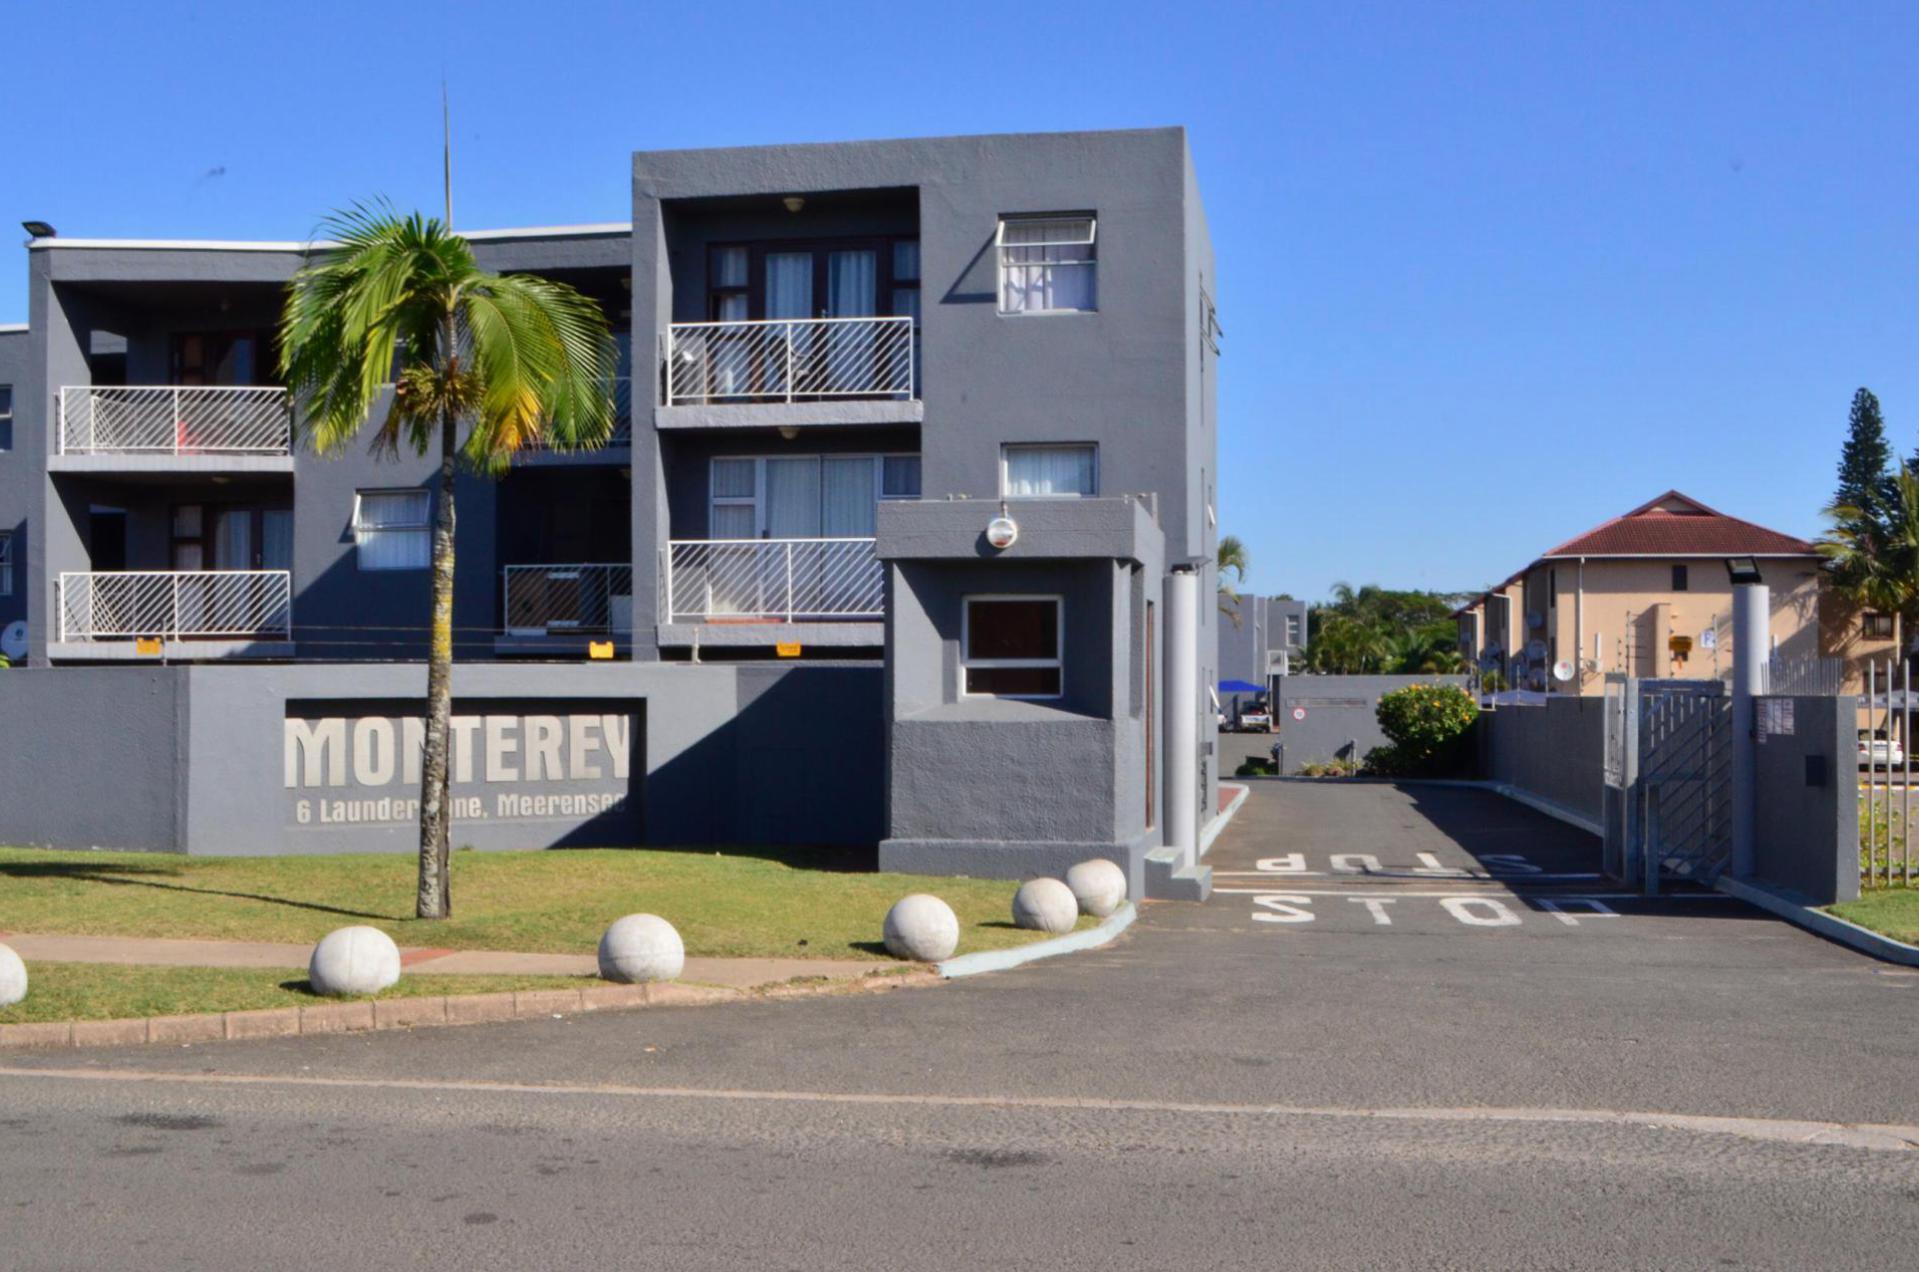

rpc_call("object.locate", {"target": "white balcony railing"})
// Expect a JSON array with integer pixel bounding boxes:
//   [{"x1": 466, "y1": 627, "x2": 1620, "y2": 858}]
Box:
[
  {"x1": 60, "y1": 386, "x2": 293, "y2": 456},
  {"x1": 503, "y1": 564, "x2": 634, "y2": 635},
  {"x1": 663, "y1": 317, "x2": 915, "y2": 406},
  {"x1": 58, "y1": 570, "x2": 293, "y2": 642},
  {"x1": 663, "y1": 539, "x2": 882, "y2": 624}
]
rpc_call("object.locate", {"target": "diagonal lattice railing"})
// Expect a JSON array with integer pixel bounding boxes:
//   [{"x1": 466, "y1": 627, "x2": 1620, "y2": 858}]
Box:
[
  {"x1": 665, "y1": 317, "x2": 914, "y2": 405},
  {"x1": 58, "y1": 571, "x2": 292, "y2": 641},
  {"x1": 663, "y1": 539, "x2": 882, "y2": 623},
  {"x1": 60, "y1": 387, "x2": 293, "y2": 456},
  {"x1": 502, "y1": 564, "x2": 634, "y2": 634}
]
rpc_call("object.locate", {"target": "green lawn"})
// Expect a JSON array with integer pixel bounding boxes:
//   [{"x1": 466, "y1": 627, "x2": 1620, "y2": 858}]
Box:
[
  {"x1": 0, "y1": 845, "x2": 1085, "y2": 962},
  {"x1": 1828, "y1": 888, "x2": 1919, "y2": 947},
  {"x1": 0, "y1": 962, "x2": 589, "y2": 1026}
]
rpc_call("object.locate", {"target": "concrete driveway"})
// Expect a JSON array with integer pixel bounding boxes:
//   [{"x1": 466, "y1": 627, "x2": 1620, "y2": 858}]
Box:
[{"x1": 3, "y1": 782, "x2": 1917, "y2": 1269}]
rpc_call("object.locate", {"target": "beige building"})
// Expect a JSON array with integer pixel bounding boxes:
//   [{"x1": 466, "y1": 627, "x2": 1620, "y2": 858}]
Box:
[{"x1": 1455, "y1": 491, "x2": 1884, "y2": 696}]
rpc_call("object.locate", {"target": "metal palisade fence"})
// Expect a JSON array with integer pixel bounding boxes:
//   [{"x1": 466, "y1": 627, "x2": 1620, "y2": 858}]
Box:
[{"x1": 1860, "y1": 658, "x2": 1914, "y2": 889}]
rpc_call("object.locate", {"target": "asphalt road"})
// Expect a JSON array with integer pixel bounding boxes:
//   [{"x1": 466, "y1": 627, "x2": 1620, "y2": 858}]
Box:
[{"x1": 4, "y1": 783, "x2": 1918, "y2": 1270}]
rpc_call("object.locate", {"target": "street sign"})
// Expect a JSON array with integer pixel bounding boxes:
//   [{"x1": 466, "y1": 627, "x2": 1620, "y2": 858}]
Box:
[{"x1": 1292, "y1": 706, "x2": 1307, "y2": 721}]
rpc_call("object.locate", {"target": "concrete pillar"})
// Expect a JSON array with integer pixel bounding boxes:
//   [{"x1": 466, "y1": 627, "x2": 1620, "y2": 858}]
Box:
[
  {"x1": 1163, "y1": 566, "x2": 1199, "y2": 869},
  {"x1": 1730, "y1": 582, "x2": 1768, "y2": 877}
]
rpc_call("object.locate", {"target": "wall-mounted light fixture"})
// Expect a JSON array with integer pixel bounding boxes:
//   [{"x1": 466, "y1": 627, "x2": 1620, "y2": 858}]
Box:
[{"x1": 782, "y1": 196, "x2": 805, "y2": 213}]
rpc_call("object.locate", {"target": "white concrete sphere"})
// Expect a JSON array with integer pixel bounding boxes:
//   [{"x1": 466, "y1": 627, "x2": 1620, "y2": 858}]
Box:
[
  {"x1": 882, "y1": 893, "x2": 961, "y2": 962},
  {"x1": 1011, "y1": 877, "x2": 1079, "y2": 935},
  {"x1": 0, "y1": 942, "x2": 26, "y2": 1008},
  {"x1": 307, "y1": 926, "x2": 401, "y2": 997},
  {"x1": 1065, "y1": 858, "x2": 1128, "y2": 918},
  {"x1": 597, "y1": 914, "x2": 685, "y2": 984}
]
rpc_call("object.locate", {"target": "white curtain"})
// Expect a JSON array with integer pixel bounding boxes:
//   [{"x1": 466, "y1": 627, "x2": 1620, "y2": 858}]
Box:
[
  {"x1": 822, "y1": 458, "x2": 876, "y2": 536},
  {"x1": 214, "y1": 509, "x2": 252, "y2": 569},
  {"x1": 356, "y1": 491, "x2": 430, "y2": 571},
  {"x1": 709, "y1": 459, "x2": 758, "y2": 539},
  {"x1": 881, "y1": 455, "x2": 921, "y2": 498},
  {"x1": 261, "y1": 510, "x2": 294, "y2": 570},
  {"x1": 764, "y1": 458, "x2": 822, "y2": 538},
  {"x1": 827, "y1": 251, "x2": 877, "y2": 317},
  {"x1": 1005, "y1": 445, "x2": 1096, "y2": 497},
  {"x1": 766, "y1": 253, "x2": 813, "y2": 319},
  {"x1": 1000, "y1": 218, "x2": 1095, "y2": 313}
]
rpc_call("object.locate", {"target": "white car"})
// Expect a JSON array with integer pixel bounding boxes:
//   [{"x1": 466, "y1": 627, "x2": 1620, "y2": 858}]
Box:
[
  {"x1": 1236, "y1": 709, "x2": 1273, "y2": 733},
  {"x1": 1859, "y1": 731, "x2": 1906, "y2": 768}
]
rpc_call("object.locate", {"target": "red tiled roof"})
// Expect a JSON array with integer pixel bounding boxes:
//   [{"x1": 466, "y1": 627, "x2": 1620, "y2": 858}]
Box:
[{"x1": 1539, "y1": 491, "x2": 1817, "y2": 559}]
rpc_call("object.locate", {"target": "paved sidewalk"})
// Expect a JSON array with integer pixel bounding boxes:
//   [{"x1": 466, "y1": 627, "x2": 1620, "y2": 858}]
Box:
[{"x1": 0, "y1": 931, "x2": 879, "y2": 990}]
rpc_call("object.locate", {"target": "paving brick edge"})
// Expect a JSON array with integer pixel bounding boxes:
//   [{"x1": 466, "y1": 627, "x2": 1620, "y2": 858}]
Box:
[
  {"x1": 0, "y1": 969, "x2": 940, "y2": 1052},
  {"x1": 936, "y1": 901, "x2": 1138, "y2": 979}
]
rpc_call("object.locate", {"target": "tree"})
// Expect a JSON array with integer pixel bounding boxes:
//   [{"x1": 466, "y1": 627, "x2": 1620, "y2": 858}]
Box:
[
  {"x1": 1217, "y1": 535, "x2": 1250, "y2": 626},
  {"x1": 279, "y1": 205, "x2": 617, "y2": 918},
  {"x1": 1303, "y1": 582, "x2": 1472, "y2": 674},
  {"x1": 1836, "y1": 387, "x2": 1892, "y2": 522},
  {"x1": 1820, "y1": 461, "x2": 1919, "y2": 658}
]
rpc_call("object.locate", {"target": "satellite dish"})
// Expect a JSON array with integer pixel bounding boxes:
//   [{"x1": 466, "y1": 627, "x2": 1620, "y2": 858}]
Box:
[
  {"x1": 0, "y1": 621, "x2": 26, "y2": 662},
  {"x1": 1552, "y1": 659, "x2": 1575, "y2": 683}
]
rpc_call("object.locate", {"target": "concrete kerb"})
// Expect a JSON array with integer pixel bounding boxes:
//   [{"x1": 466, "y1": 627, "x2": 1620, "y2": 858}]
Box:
[
  {"x1": 0, "y1": 969, "x2": 940, "y2": 1053},
  {"x1": 1200, "y1": 783, "x2": 1250, "y2": 859},
  {"x1": 937, "y1": 902, "x2": 1138, "y2": 979},
  {"x1": 1716, "y1": 875, "x2": 1919, "y2": 968}
]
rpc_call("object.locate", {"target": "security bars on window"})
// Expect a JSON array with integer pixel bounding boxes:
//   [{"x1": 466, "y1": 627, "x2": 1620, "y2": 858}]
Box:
[
  {"x1": 663, "y1": 539, "x2": 882, "y2": 623},
  {"x1": 59, "y1": 386, "x2": 293, "y2": 456},
  {"x1": 664, "y1": 317, "x2": 915, "y2": 405},
  {"x1": 58, "y1": 570, "x2": 292, "y2": 642}
]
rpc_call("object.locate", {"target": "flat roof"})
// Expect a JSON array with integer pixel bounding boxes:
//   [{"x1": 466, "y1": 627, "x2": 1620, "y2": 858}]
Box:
[{"x1": 25, "y1": 222, "x2": 632, "y2": 251}]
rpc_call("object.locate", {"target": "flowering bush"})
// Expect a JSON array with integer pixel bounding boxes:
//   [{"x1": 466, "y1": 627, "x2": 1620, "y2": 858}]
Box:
[{"x1": 1363, "y1": 683, "x2": 1478, "y2": 777}]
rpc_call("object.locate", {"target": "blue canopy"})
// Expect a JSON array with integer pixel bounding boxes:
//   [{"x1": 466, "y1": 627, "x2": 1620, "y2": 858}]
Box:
[{"x1": 1219, "y1": 679, "x2": 1265, "y2": 695}]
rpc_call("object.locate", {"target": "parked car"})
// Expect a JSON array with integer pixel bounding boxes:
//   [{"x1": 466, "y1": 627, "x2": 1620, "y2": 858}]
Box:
[
  {"x1": 1235, "y1": 708, "x2": 1273, "y2": 733},
  {"x1": 1859, "y1": 729, "x2": 1906, "y2": 768}
]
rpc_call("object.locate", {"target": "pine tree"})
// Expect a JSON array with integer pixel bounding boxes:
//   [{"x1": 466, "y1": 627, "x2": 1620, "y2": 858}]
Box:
[{"x1": 1836, "y1": 387, "x2": 1892, "y2": 517}]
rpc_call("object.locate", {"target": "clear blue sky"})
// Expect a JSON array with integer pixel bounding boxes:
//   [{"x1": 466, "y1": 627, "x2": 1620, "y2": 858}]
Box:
[{"x1": 5, "y1": 1, "x2": 1913, "y2": 602}]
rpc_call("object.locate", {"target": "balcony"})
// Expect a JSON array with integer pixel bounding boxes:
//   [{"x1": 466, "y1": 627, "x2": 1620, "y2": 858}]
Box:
[
  {"x1": 55, "y1": 387, "x2": 294, "y2": 474},
  {"x1": 659, "y1": 538, "x2": 883, "y2": 649},
  {"x1": 53, "y1": 570, "x2": 293, "y2": 661},
  {"x1": 497, "y1": 563, "x2": 634, "y2": 656},
  {"x1": 657, "y1": 317, "x2": 922, "y2": 431},
  {"x1": 513, "y1": 378, "x2": 634, "y2": 464}
]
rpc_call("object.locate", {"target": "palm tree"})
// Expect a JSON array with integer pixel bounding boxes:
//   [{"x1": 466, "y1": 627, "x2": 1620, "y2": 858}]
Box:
[
  {"x1": 280, "y1": 204, "x2": 617, "y2": 918},
  {"x1": 1218, "y1": 535, "x2": 1251, "y2": 626},
  {"x1": 1819, "y1": 462, "x2": 1919, "y2": 659}
]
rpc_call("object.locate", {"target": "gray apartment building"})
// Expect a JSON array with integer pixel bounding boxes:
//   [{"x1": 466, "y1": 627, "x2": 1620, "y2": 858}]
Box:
[
  {"x1": 0, "y1": 128, "x2": 1219, "y2": 900},
  {"x1": 1218, "y1": 593, "x2": 1307, "y2": 696}
]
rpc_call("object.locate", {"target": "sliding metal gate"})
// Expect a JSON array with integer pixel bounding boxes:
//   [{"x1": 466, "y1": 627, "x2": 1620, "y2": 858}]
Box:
[{"x1": 1603, "y1": 676, "x2": 1733, "y2": 892}]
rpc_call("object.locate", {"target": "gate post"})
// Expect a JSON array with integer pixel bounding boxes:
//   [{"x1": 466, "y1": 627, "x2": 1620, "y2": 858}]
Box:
[{"x1": 1730, "y1": 577, "x2": 1769, "y2": 879}]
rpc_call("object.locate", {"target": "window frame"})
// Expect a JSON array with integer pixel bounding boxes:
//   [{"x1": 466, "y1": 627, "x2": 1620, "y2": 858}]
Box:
[
  {"x1": 352, "y1": 488, "x2": 432, "y2": 572},
  {"x1": 960, "y1": 594, "x2": 1065, "y2": 701},
  {"x1": 1000, "y1": 442, "x2": 1098, "y2": 500},
  {"x1": 0, "y1": 383, "x2": 12, "y2": 451},
  {"x1": 1864, "y1": 611, "x2": 1897, "y2": 640},
  {"x1": 0, "y1": 530, "x2": 12, "y2": 597},
  {"x1": 706, "y1": 453, "x2": 919, "y2": 540},
  {"x1": 996, "y1": 213, "x2": 1098, "y2": 315}
]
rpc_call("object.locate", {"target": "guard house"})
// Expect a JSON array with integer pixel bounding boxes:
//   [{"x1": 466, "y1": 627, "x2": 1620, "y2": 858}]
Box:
[{"x1": 0, "y1": 128, "x2": 1219, "y2": 900}]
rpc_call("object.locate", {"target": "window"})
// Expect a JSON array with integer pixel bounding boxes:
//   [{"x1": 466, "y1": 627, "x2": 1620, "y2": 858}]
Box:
[
  {"x1": 0, "y1": 385, "x2": 12, "y2": 451},
  {"x1": 1548, "y1": 569, "x2": 1557, "y2": 604},
  {"x1": 1286, "y1": 615, "x2": 1301, "y2": 646},
  {"x1": 709, "y1": 453, "x2": 917, "y2": 539},
  {"x1": 1865, "y1": 612, "x2": 1896, "y2": 639},
  {"x1": 1672, "y1": 564, "x2": 1689, "y2": 592},
  {"x1": 997, "y1": 215, "x2": 1096, "y2": 313},
  {"x1": 962, "y1": 597, "x2": 1062, "y2": 698},
  {"x1": 353, "y1": 490, "x2": 430, "y2": 570},
  {"x1": 1002, "y1": 444, "x2": 1097, "y2": 498},
  {"x1": 891, "y1": 240, "x2": 921, "y2": 326},
  {"x1": 0, "y1": 532, "x2": 11, "y2": 597}
]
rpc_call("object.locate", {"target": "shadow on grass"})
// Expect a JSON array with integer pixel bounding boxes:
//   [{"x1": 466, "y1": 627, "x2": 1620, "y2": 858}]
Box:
[
  {"x1": 553, "y1": 842, "x2": 880, "y2": 874},
  {"x1": 0, "y1": 862, "x2": 397, "y2": 923},
  {"x1": 849, "y1": 940, "x2": 891, "y2": 957}
]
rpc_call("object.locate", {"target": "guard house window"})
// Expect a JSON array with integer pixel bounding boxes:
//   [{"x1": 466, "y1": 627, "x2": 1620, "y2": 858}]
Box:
[
  {"x1": 1003, "y1": 444, "x2": 1097, "y2": 498},
  {"x1": 962, "y1": 597, "x2": 1063, "y2": 699},
  {"x1": 353, "y1": 489, "x2": 431, "y2": 571},
  {"x1": 997, "y1": 215, "x2": 1097, "y2": 314},
  {"x1": 1672, "y1": 564, "x2": 1689, "y2": 592},
  {"x1": 0, "y1": 532, "x2": 12, "y2": 597},
  {"x1": 1865, "y1": 612, "x2": 1896, "y2": 639},
  {"x1": 0, "y1": 384, "x2": 12, "y2": 450}
]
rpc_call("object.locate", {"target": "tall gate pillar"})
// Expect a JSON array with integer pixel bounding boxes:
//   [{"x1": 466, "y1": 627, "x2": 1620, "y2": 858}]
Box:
[{"x1": 1729, "y1": 577, "x2": 1769, "y2": 878}]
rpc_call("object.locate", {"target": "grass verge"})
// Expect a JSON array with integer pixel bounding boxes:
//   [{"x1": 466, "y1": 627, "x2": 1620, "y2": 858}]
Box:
[
  {"x1": 0, "y1": 845, "x2": 1089, "y2": 961},
  {"x1": 0, "y1": 962, "x2": 589, "y2": 1026},
  {"x1": 1827, "y1": 888, "x2": 1919, "y2": 947}
]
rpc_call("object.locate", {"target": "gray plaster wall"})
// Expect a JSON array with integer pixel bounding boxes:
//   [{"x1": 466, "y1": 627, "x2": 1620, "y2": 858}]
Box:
[
  {"x1": 1270, "y1": 674, "x2": 1473, "y2": 773},
  {"x1": 0, "y1": 661, "x2": 882, "y2": 857},
  {"x1": 1474, "y1": 695, "x2": 1608, "y2": 825},
  {"x1": 0, "y1": 666, "x2": 184, "y2": 850},
  {"x1": 1751, "y1": 694, "x2": 1858, "y2": 905}
]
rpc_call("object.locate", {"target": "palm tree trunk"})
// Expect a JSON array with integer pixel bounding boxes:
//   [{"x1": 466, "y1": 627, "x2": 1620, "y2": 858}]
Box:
[{"x1": 415, "y1": 393, "x2": 459, "y2": 920}]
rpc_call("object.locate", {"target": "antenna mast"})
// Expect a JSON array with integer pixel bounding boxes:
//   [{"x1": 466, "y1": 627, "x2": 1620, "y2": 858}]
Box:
[{"x1": 441, "y1": 82, "x2": 453, "y2": 228}]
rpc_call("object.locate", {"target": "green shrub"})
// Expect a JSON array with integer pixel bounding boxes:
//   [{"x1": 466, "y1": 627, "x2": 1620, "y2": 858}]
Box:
[
  {"x1": 1365, "y1": 682, "x2": 1477, "y2": 777},
  {"x1": 1235, "y1": 759, "x2": 1277, "y2": 777}
]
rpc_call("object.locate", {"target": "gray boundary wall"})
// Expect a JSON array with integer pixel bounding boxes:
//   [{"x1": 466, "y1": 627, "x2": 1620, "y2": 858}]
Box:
[
  {"x1": 1752, "y1": 694, "x2": 1858, "y2": 905},
  {"x1": 1475, "y1": 696, "x2": 1607, "y2": 826},
  {"x1": 0, "y1": 662, "x2": 882, "y2": 856},
  {"x1": 1270, "y1": 675, "x2": 1469, "y2": 773}
]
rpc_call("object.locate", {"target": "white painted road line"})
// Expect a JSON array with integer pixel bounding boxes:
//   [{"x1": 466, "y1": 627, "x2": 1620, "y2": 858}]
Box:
[
  {"x1": 1210, "y1": 871, "x2": 1606, "y2": 881},
  {"x1": 4, "y1": 1066, "x2": 1914, "y2": 1153},
  {"x1": 1209, "y1": 887, "x2": 1735, "y2": 899}
]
